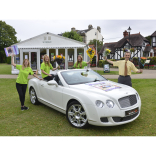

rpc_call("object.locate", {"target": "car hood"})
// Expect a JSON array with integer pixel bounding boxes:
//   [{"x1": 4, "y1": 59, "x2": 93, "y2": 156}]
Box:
[{"x1": 69, "y1": 80, "x2": 136, "y2": 99}]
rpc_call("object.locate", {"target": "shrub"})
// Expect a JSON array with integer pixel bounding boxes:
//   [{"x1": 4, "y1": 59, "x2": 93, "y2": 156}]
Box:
[
  {"x1": 120, "y1": 57, "x2": 125, "y2": 60},
  {"x1": 6, "y1": 56, "x2": 11, "y2": 64}
]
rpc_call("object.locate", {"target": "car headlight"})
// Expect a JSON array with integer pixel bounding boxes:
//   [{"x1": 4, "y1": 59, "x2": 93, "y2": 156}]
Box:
[
  {"x1": 95, "y1": 100, "x2": 104, "y2": 108},
  {"x1": 106, "y1": 100, "x2": 114, "y2": 108},
  {"x1": 136, "y1": 93, "x2": 140, "y2": 100}
]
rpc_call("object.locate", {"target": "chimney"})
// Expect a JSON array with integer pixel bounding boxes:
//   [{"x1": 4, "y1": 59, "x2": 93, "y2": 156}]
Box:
[
  {"x1": 71, "y1": 27, "x2": 76, "y2": 31},
  {"x1": 123, "y1": 30, "x2": 128, "y2": 37},
  {"x1": 97, "y1": 26, "x2": 101, "y2": 33},
  {"x1": 88, "y1": 24, "x2": 93, "y2": 30}
]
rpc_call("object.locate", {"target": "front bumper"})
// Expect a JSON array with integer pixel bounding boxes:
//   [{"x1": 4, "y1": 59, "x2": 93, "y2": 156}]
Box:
[{"x1": 85, "y1": 100, "x2": 141, "y2": 126}]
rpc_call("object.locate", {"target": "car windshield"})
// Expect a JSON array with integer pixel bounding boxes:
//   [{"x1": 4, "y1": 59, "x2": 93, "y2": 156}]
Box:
[{"x1": 61, "y1": 69, "x2": 107, "y2": 85}]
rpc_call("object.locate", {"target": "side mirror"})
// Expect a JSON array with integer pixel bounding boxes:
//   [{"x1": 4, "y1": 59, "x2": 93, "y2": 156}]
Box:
[{"x1": 47, "y1": 80, "x2": 58, "y2": 87}]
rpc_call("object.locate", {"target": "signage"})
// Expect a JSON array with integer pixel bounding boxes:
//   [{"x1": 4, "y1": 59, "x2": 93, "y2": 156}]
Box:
[
  {"x1": 104, "y1": 64, "x2": 110, "y2": 73},
  {"x1": 43, "y1": 41, "x2": 52, "y2": 43}
]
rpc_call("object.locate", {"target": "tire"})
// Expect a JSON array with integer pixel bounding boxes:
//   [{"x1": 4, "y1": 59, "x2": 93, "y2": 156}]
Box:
[
  {"x1": 29, "y1": 87, "x2": 38, "y2": 105},
  {"x1": 66, "y1": 101, "x2": 89, "y2": 128}
]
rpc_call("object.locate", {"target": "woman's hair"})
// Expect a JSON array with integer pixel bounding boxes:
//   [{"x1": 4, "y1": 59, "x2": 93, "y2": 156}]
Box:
[
  {"x1": 43, "y1": 54, "x2": 50, "y2": 67},
  {"x1": 76, "y1": 55, "x2": 83, "y2": 68},
  {"x1": 22, "y1": 59, "x2": 30, "y2": 70}
]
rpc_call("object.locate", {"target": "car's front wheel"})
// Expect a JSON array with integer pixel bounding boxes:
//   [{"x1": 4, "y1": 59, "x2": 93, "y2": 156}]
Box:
[
  {"x1": 66, "y1": 101, "x2": 89, "y2": 128},
  {"x1": 29, "y1": 87, "x2": 38, "y2": 105}
]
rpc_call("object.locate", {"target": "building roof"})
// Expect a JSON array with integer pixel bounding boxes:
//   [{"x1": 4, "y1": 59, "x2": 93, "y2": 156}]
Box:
[
  {"x1": 99, "y1": 42, "x2": 117, "y2": 54},
  {"x1": 143, "y1": 46, "x2": 152, "y2": 52},
  {"x1": 76, "y1": 29, "x2": 92, "y2": 34},
  {"x1": 151, "y1": 31, "x2": 156, "y2": 37},
  {"x1": 12, "y1": 32, "x2": 87, "y2": 49},
  {"x1": 114, "y1": 33, "x2": 149, "y2": 48},
  {"x1": 99, "y1": 33, "x2": 150, "y2": 54}
]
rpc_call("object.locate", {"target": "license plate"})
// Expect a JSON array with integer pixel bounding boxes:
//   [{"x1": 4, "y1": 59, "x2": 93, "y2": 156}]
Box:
[{"x1": 125, "y1": 107, "x2": 139, "y2": 116}]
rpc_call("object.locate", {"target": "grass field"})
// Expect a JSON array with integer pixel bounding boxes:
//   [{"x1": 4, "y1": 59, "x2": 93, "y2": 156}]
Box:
[
  {"x1": 0, "y1": 63, "x2": 12, "y2": 74},
  {"x1": 0, "y1": 78, "x2": 156, "y2": 136},
  {"x1": 94, "y1": 70, "x2": 141, "y2": 75}
]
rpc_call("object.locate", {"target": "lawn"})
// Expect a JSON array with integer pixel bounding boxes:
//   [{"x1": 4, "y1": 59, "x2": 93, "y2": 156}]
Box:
[
  {"x1": 0, "y1": 63, "x2": 12, "y2": 74},
  {"x1": 0, "y1": 78, "x2": 156, "y2": 136},
  {"x1": 94, "y1": 70, "x2": 141, "y2": 75}
]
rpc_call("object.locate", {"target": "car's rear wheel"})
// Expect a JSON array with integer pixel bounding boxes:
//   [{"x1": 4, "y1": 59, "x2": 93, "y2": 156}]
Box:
[
  {"x1": 30, "y1": 87, "x2": 38, "y2": 105},
  {"x1": 66, "y1": 101, "x2": 89, "y2": 128}
]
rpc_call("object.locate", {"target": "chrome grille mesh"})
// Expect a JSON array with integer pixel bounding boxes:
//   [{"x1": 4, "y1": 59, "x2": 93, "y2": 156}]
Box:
[{"x1": 118, "y1": 95, "x2": 137, "y2": 108}]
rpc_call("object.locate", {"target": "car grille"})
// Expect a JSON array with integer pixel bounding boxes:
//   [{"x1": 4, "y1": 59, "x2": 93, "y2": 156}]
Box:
[
  {"x1": 118, "y1": 94, "x2": 137, "y2": 108},
  {"x1": 112, "y1": 111, "x2": 139, "y2": 122}
]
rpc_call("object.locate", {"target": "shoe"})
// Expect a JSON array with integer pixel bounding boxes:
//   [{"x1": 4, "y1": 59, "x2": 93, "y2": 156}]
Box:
[
  {"x1": 21, "y1": 106, "x2": 29, "y2": 111},
  {"x1": 21, "y1": 107, "x2": 24, "y2": 111},
  {"x1": 23, "y1": 106, "x2": 29, "y2": 110}
]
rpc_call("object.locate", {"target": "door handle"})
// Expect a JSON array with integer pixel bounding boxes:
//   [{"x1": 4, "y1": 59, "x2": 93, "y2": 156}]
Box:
[{"x1": 41, "y1": 84, "x2": 44, "y2": 87}]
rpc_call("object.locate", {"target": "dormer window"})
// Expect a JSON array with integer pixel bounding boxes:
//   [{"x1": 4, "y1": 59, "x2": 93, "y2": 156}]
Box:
[
  {"x1": 95, "y1": 32, "x2": 97, "y2": 35},
  {"x1": 124, "y1": 43, "x2": 130, "y2": 49},
  {"x1": 44, "y1": 36, "x2": 47, "y2": 40},
  {"x1": 48, "y1": 36, "x2": 51, "y2": 40}
]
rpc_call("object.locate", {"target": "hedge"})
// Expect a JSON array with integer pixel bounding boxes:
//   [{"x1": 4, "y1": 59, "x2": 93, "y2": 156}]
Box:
[{"x1": 6, "y1": 56, "x2": 11, "y2": 64}]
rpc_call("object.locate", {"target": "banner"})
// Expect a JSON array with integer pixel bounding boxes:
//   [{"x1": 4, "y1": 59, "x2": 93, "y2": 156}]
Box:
[{"x1": 4, "y1": 45, "x2": 19, "y2": 57}]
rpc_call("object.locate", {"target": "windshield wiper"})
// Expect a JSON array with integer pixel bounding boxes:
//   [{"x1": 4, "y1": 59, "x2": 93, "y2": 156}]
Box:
[{"x1": 93, "y1": 79, "x2": 101, "y2": 82}]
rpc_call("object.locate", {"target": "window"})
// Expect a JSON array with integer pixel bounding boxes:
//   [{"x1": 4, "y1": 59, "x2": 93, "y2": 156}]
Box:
[
  {"x1": 153, "y1": 37, "x2": 156, "y2": 46},
  {"x1": 44, "y1": 36, "x2": 46, "y2": 40},
  {"x1": 48, "y1": 36, "x2": 51, "y2": 40},
  {"x1": 54, "y1": 75, "x2": 63, "y2": 86},
  {"x1": 124, "y1": 43, "x2": 130, "y2": 49},
  {"x1": 95, "y1": 32, "x2": 96, "y2": 35}
]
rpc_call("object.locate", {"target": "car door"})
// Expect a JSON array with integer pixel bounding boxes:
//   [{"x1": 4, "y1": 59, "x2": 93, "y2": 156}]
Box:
[{"x1": 38, "y1": 80, "x2": 64, "y2": 109}]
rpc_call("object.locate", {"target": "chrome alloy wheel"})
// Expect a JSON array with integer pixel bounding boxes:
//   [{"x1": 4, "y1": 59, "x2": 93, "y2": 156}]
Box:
[
  {"x1": 30, "y1": 88, "x2": 37, "y2": 104},
  {"x1": 68, "y1": 104, "x2": 87, "y2": 128}
]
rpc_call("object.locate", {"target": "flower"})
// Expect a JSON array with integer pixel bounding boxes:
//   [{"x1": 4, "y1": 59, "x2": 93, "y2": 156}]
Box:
[
  {"x1": 130, "y1": 48, "x2": 135, "y2": 52},
  {"x1": 140, "y1": 57, "x2": 147, "y2": 64},
  {"x1": 86, "y1": 48, "x2": 95, "y2": 61},
  {"x1": 55, "y1": 55, "x2": 65, "y2": 65},
  {"x1": 103, "y1": 48, "x2": 111, "y2": 57},
  {"x1": 122, "y1": 48, "x2": 129, "y2": 52}
]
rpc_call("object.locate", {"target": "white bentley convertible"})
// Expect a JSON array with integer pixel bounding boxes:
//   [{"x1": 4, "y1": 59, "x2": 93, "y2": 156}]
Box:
[{"x1": 28, "y1": 69, "x2": 141, "y2": 128}]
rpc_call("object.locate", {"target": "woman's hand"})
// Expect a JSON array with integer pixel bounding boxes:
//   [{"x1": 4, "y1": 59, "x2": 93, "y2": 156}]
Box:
[
  {"x1": 12, "y1": 54, "x2": 15, "y2": 57},
  {"x1": 57, "y1": 65, "x2": 60, "y2": 69},
  {"x1": 48, "y1": 74, "x2": 52, "y2": 77},
  {"x1": 104, "y1": 56, "x2": 107, "y2": 60},
  {"x1": 39, "y1": 78, "x2": 43, "y2": 80}
]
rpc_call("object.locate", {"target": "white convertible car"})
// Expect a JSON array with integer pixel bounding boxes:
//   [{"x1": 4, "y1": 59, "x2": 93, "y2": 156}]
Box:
[{"x1": 28, "y1": 69, "x2": 141, "y2": 128}]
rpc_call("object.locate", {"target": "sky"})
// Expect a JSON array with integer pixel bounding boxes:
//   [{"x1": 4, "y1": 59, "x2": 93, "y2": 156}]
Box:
[
  {"x1": 1, "y1": 0, "x2": 156, "y2": 155},
  {"x1": 3, "y1": 19, "x2": 156, "y2": 44}
]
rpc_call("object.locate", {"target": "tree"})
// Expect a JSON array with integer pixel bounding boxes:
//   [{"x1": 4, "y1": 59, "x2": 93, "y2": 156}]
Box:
[
  {"x1": 145, "y1": 36, "x2": 151, "y2": 45},
  {"x1": 0, "y1": 20, "x2": 18, "y2": 63},
  {"x1": 88, "y1": 39, "x2": 103, "y2": 52},
  {"x1": 62, "y1": 31, "x2": 83, "y2": 42}
]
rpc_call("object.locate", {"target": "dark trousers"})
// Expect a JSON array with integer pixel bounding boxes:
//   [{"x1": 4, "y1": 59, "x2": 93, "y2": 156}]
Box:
[
  {"x1": 118, "y1": 75, "x2": 132, "y2": 87},
  {"x1": 16, "y1": 83, "x2": 27, "y2": 106},
  {"x1": 43, "y1": 74, "x2": 54, "y2": 81}
]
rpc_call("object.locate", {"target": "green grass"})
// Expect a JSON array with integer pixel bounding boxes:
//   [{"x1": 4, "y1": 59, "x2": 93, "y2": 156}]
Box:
[
  {"x1": 0, "y1": 78, "x2": 156, "y2": 136},
  {"x1": 95, "y1": 70, "x2": 141, "y2": 75},
  {"x1": 0, "y1": 63, "x2": 11, "y2": 74}
]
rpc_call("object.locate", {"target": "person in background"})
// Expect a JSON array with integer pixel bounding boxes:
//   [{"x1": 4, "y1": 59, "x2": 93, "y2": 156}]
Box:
[
  {"x1": 104, "y1": 51, "x2": 143, "y2": 87},
  {"x1": 11, "y1": 54, "x2": 42, "y2": 111},
  {"x1": 41, "y1": 54, "x2": 59, "y2": 81},
  {"x1": 74, "y1": 55, "x2": 90, "y2": 69}
]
